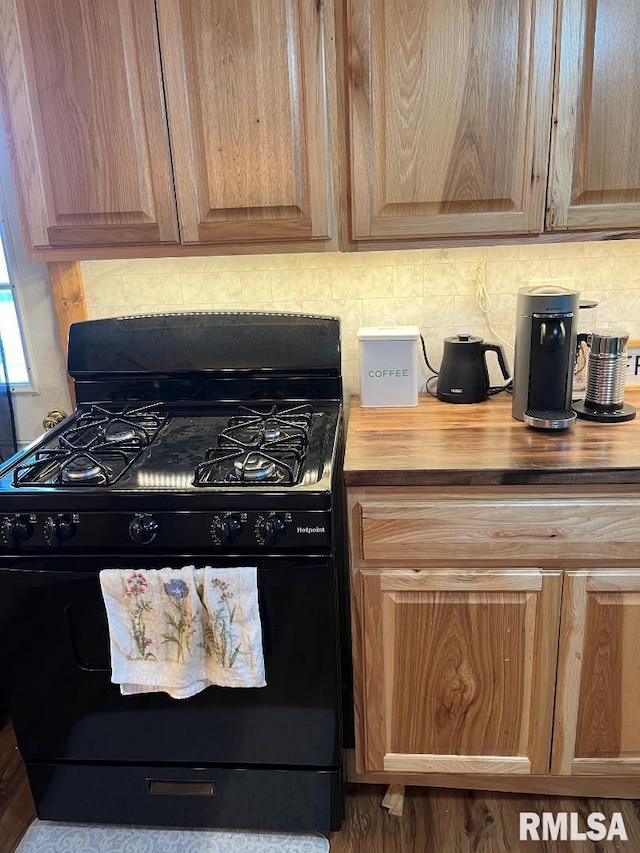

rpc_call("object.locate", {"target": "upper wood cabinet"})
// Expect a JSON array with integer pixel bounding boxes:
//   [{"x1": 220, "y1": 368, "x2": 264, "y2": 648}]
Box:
[
  {"x1": 0, "y1": 0, "x2": 336, "y2": 256},
  {"x1": 0, "y1": 0, "x2": 179, "y2": 249},
  {"x1": 4, "y1": 1, "x2": 639, "y2": 255},
  {"x1": 345, "y1": 0, "x2": 556, "y2": 241},
  {"x1": 156, "y1": 0, "x2": 333, "y2": 245},
  {"x1": 547, "y1": 0, "x2": 640, "y2": 231}
]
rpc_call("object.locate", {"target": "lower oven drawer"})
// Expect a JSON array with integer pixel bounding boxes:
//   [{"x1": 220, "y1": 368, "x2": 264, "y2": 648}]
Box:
[{"x1": 26, "y1": 762, "x2": 344, "y2": 831}]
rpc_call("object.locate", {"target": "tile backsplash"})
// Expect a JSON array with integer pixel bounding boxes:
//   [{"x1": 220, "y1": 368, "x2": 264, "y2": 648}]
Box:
[{"x1": 81, "y1": 240, "x2": 640, "y2": 398}]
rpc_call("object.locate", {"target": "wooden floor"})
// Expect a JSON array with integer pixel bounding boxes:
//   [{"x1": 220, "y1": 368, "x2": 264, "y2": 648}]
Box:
[
  {"x1": 2, "y1": 720, "x2": 640, "y2": 852},
  {"x1": 0, "y1": 723, "x2": 35, "y2": 853},
  {"x1": 328, "y1": 786, "x2": 640, "y2": 852}
]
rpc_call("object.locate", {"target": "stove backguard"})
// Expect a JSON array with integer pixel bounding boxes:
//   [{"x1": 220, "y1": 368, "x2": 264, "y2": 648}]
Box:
[{"x1": 67, "y1": 312, "x2": 342, "y2": 408}]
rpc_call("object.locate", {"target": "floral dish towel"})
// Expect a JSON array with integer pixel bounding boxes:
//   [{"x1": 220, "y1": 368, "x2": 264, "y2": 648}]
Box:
[{"x1": 99, "y1": 565, "x2": 266, "y2": 699}]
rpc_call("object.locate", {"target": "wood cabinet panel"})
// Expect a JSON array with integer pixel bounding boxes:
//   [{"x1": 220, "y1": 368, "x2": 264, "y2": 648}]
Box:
[
  {"x1": 0, "y1": 0, "x2": 178, "y2": 249},
  {"x1": 548, "y1": 0, "x2": 640, "y2": 230},
  {"x1": 553, "y1": 571, "x2": 640, "y2": 775},
  {"x1": 347, "y1": 0, "x2": 555, "y2": 240},
  {"x1": 157, "y1": 0, "x2": 333, "y2": 245},
  {"x1": 354, "y1": 494, "x2": 640, "y2": 566},
  {"x1": 355, "y1": 569, "x2": 561, "y2": 776}
]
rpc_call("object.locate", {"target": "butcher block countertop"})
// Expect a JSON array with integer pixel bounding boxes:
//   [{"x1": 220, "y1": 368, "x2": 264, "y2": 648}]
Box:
[{"x1": 344, "y1": 389, "x2": 640, "y2": 487}]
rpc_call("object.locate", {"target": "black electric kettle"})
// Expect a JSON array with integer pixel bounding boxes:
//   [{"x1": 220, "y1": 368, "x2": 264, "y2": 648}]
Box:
[{"x1": 436, "y1": 334, "x2": 510, "y2": 403}]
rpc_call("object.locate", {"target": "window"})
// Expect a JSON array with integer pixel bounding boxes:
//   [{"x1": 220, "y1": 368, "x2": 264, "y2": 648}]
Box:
[{"x1": 0, "y1": 225, "x2": 30, "y2": 387}]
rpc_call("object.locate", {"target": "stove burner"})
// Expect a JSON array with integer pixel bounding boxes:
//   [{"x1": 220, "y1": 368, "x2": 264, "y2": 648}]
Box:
[
  {"x1": 263, "y1": 426, "x2": 280, "y2": 442},
  {"x1": 103, "y1": 420, "x2": 145, "y2": 445},
  {"x1": 233, "y1": 454, "x2": 277, "y2": 482},
  {"x1": 61, "y1": 454, "x2": 106, "y2": 484}
]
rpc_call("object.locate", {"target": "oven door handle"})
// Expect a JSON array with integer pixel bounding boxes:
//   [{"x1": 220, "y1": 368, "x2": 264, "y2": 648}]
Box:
[{"x1": 148, "y1": 779, "x2": 215, "y2": 796}]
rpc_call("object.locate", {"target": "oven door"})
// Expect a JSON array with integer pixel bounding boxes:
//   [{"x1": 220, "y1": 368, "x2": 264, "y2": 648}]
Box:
[{"x1": 0, "y1": 555, "x2": 341, "y2": 768}]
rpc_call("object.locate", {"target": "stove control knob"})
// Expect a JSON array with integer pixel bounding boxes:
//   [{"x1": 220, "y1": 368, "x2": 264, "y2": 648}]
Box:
[
  {"x1": 256, "y1": 514, "x2": 286, "y2": 545},
  {"x1": 210, "y1": 514, "x2": 243, "y2": 545},
  {"x1": 129, "y1": 513, "x2": 158, "y2": 545},
  {"x1": 224, "y1": 514, "x2": 243, "y2": 542},
  {"x1": 1, "y1": 514, "x2": 33, "y2": 547},
  {"x1": 44, "y1": 513, "x2": 76, "y2": 546}
]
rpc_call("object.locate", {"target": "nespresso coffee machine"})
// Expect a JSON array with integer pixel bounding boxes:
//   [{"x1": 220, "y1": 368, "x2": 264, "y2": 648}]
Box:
[{"x1": 512, "y1": 285, "x2": 579, "y2": 429}]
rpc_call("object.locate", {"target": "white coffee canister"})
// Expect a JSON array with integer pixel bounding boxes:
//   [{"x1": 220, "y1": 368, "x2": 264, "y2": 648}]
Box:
[{"x1": 358, "y1": 324, "x2": 420, "y2": 407}]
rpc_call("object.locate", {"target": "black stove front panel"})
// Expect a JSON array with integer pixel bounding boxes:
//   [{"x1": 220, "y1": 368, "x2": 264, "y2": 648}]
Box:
[{"x1": 1, "y1": 509, "x2": 332, "y2": 552}]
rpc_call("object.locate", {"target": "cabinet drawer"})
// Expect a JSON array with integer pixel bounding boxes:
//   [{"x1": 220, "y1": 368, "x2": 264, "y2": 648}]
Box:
[{"x1": 354, "y1": 495, "x2": 640, "y2": 565}]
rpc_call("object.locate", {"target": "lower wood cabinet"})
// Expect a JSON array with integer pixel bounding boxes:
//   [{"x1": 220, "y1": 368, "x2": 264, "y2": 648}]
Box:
[
  {"x1": 347, "y1": 488, "x2": 640, "y2": 794},
  {"x1": 356, "y1": 569, "x2": 561, "y2": 776},
  {"x1": 553, "y1": 570, "x2": 640, "y2": 777}
]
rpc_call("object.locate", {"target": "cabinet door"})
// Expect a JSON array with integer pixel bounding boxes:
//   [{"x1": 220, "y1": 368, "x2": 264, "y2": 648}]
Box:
[
  {"x1": 548, "y1": 1, "x2": 640, "y2": 230},
  {"x1": 354, "y1": 569, "x2": 561, "y2": 775},
  {"x1": 346, "y1": 0, "x2": 555, "y2": 241},
  {"x1": 157, "y1": 0, "x2": 333, "y2": 245},
  {"x1": 553, "y1": 571, "x2": 640, "y2": 775},
  {"x1": 0, "y1": 0, "x2": 178, "y2": 249}
]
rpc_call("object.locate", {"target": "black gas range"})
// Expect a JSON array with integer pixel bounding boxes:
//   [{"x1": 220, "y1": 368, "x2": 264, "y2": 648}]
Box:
[{"x1": 0, "y1": 312, "x2": 350, "y2": 832}]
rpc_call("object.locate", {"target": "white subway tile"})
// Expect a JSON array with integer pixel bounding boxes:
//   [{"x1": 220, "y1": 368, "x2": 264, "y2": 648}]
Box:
[
  {"x1": 453, "y1": 247, "x2": 486, "y2": 264},
  {"x1": 549, "y1": 258, "x2": 615, "y2": 290},
  {"x1": 147, "y1": 256, "x2": 211, "y2": 273},
  {"x1": 392, "y1": 265, "x2": 423, "y2": 297},
  {"x1": 303, "y1": 298, "x2": 363, "y2": 330},
  {"x1": 485, "y1": 245, "x2": 519, "y2": 261},
  {"x1": 83, "y1": 276, "x2": 124, "y2": 307},
  {"x1": 362, "y1": 249, "x2": 424, "y2": 266},
  {"x1": 302, "y1": 252, "x2": 362, "y2": 269},
  {"x1": 181, "y1": 272, "x2": 242, "y2": 303},
  {"x1": 614, "y1": 257, "x2": 640, "y2": 287},
  {"x1": 361, "y1": 297, "x2": 425, "y2": 327},
  {"x1": 271, "y1": 268, "x2": 332, "y2": 301},
  {"x1": 485, "y1": 260, "x2": 551, "y2": 291},
  {"x1": 240, "y1": 271, "x2": 272, "y2": 302},
  {"x1": 425, "y1": 262, "x2": 477, "y2": 295},
  {"x1": 584, "y1": 239, "x2": 640, "y2": 258},
  {"x1": 518, "y1": 242, "x2": 584, "y2": 260},
  {"x1": 121, "y1": 274, "x2": 183, "y2": 305},
  {"x1": 332, "y1": 266, "x2": 393, "y2": 299}
]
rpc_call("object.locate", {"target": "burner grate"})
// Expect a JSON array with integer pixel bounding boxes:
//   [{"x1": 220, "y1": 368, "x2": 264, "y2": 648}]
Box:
[
  {"x1": 15, "y1": 448, "x2": 132, "y2": 487},
  {"x1": 62, "y1": 403, "x2": 167, "y2": 451},
  {"x1": 194, "y1": 448, "x2": 300, "y2": 486},
  {"x1": 193, "y1": 404, "x2": 312, "y2": 487},
  {"x1": 13, "y1": 403, "x2": 167, "y2": 487}
]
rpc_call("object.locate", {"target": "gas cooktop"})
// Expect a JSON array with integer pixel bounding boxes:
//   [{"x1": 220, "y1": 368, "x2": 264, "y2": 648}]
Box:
[{"x1": 3, "y1": 401, "x2": 340, "y2": 495}]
